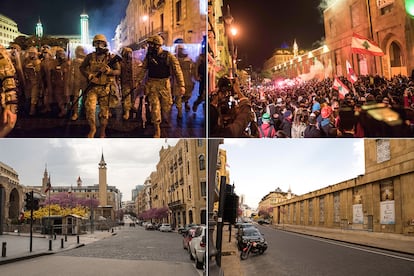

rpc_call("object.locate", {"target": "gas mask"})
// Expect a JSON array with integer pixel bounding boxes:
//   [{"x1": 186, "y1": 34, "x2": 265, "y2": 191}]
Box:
[
  {"x1": 94, "y1": 41, "x2": 108, "y2": 55},
  {"x1": 147, "y1": 42, "x2": 160, "y2": 56}
]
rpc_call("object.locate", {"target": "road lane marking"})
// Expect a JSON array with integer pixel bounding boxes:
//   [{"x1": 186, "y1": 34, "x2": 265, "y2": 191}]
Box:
[{"x1": 284, "y1": 231, "x2": 414, "y2": 262}]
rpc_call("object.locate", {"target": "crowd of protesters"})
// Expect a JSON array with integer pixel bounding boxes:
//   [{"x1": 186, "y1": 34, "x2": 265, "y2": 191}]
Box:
[{"x1": 241, "y1": 74, "x2": 414, "y2": 138}]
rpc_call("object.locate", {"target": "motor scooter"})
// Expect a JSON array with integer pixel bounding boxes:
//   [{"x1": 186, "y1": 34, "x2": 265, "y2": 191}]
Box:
[{"x1": 240, "y1": 240, "x2": 267, "y2": 260}]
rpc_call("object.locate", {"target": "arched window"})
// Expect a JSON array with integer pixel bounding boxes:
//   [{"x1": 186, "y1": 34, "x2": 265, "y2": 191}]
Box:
[
  {"x1": 198, "y1": 155, "x2": 205, "y2": 170},
  {"x1": 390, "y1": 42, "x2": 402, "y2": 67}
]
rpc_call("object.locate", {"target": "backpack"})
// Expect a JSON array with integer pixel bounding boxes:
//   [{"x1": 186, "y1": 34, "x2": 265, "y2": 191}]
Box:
[{"x1": 258, "y1": 124, "x2": 274, "y2": 138}]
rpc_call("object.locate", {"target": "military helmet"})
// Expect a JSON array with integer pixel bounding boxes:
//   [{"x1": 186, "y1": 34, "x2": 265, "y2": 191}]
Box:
[
  {"x1": 121, "y1": 47, "x2": 132, "y2": 56},
  {"x1": 93, "y1": 34, "x2": 108, "y2": 46},
  {"x1": 75, "y1": 45, "x2": 86, "y2": 57},
  {"x1": 147, "y1": 35, "x2": 163, "y2": 46},
  {"x1": 27, "y1": 46, "x2": 38, "y2": 54}
]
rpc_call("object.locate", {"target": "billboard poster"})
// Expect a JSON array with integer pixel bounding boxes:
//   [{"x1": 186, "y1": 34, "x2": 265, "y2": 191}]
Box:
[
  {"x1": 380, "y1": 200, "x2": 395, "y2": 224},
  {"x1": 353, "y1": 204, "x2": 363, "y2": 224}
]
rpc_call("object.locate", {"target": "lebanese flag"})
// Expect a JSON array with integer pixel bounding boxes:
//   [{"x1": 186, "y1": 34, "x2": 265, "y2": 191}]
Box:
[
  {"x1": 332, "y1": 76, "x2": 350, "y2": 99},
  {"x1": 346, "y1": 60, "x2": 358, "y2": 84},
  {"x1": 351, "y1": 33, "x2": 384, "y2": 56}
]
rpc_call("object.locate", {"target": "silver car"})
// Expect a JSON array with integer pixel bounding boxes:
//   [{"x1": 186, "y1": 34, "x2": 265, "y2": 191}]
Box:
[
  {"x1": 188, "y1": 225, "x2": 206, "y2": 269},
  {"x1": 159, "y1": 223, "x2": 172, "y2": 232}
]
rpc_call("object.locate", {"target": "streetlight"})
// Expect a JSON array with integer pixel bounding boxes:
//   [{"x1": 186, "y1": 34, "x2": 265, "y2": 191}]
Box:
[
  {"x1": 142, "y1": 15, "x2": 149, "y2": 37},
  {"x1": 223, "y1": 5, "x2": 237, "y2": 78}
]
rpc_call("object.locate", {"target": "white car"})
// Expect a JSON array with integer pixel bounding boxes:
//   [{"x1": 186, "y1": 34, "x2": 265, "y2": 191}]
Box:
[
  {"x1": 188, "y1": 225, "x2": 206, "y2": 269},
  {"x1": 159, "y1": 223, "x2": 172, "y2": 232}
]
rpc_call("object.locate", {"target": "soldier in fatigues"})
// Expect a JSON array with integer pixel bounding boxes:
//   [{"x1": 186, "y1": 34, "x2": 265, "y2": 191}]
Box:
[
  {"x1": 173, "y1": 45, "x2": 195, "y2": 119},
  {"x1": 80, "y1": 34, "x2": 121, "y2": 138},
  {"x1": 120, "y1": 47, "x2": 135, "y2": 120},
  {"x1": 40, "y1": 45, "x2": 54, "y2": 113},
  {"x1": 68, "y1": 46, "x2": 88, "y2": 121},
  {"x1": 22, "y1": 47, "x2": 41, "y2": 116},
  {"x1": 136, "y1": 35, "x2": 185, "y2": 138},
  {"x1": 50, "y1": 47, "x2": 70, "y2": 117},
  {"x1": 0, "y1": 45, "x2": 18, "y2": 137}
]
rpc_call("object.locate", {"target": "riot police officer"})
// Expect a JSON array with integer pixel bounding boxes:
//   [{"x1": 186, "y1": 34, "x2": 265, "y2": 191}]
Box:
[
  {"x1": 80, "y1": 34, "x2": 121, "y2": 138},
  {"x1": 136, "y1": 35, "x2": 185, "y2": 138},
  {"x1": 0, "y1": 46, "x2": 18, "y2": 137},
  {"x1": 23, "y1": 47, "x2": 41, "y2": 116},
  {"x1": 68, "y1": 45, "x2": 88, "y2": 121}
]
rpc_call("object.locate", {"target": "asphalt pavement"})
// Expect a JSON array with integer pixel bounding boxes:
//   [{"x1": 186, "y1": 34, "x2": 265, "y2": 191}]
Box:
[{"x1": 217, "y1": 222, "x2": 414, "y2": 276}]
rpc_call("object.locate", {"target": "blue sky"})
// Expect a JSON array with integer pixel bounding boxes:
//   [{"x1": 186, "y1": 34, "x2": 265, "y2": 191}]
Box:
[
  {"x1": 220, "y1": 139, "x2": 365, "y2": 209},
  {"x1": 0, "y1": 139, "x2": 178, "y2": 202}
]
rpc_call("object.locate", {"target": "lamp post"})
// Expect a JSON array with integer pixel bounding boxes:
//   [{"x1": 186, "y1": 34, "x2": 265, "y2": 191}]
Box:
[
  {"x1": 223, "y1": 5, "x2": 236, "y2": 78},
  {"x1": 142, "y1": 15, "x2": 149, "y2": 38}
]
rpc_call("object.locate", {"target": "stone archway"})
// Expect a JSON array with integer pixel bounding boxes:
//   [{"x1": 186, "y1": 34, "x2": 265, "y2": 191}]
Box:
[
  {"x1": 388, "y1": 41, "x2": 406, "y2": 76},
  {"x1": 8, "y1": 188, "x2": 20, "y2": 222}
]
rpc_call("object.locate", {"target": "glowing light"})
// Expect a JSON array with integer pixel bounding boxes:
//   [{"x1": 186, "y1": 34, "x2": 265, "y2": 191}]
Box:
[
  {"x1": 406, "y1": 0, "x2": 414, "y2": 16},
  {"x1": 142, "y1": 15, "x2": 149, "y2": 21},
  {"x1": 323, "y1": 45, "x2": 329, "y2": 53},
  {"x1": 230, "y1": 27, "x2": 238, "y2": 36},
  {"x1": 308, "y1": 52, "x2": 314, "y2": 58}
]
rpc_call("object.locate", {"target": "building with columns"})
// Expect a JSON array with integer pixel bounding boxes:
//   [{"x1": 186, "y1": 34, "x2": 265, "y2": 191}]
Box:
[{"x1": 272, "y1": 139, "x2": 414, "y2": 236}]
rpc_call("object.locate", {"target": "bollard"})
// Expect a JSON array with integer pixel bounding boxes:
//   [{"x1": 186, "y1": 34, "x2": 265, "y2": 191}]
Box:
[
  {"x1": 77, "y1": 235, "x2": 80, "y2": 244},
  {"x1": 61, "y1": 238, "x2": 64, "y2": 249},
  {"x1": 54, "y1": 233, "x2": 56, "y2": 240},
  {"x1": 65, "y1": 235, "x2": 67, "y2": 242},
  {"x1": 2, "y1": 242, "x2": 6, "y2": 257},
  {"x1": 49, "y1": 240, "x2": 52, "y2": 251},
  {"x1": 111, "y1": 228, "x2": 114, "y2": 233}
]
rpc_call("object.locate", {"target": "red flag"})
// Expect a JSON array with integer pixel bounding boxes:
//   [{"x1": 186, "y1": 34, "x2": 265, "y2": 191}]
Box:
[
  {"x1": 44, "y1": 176, "x2": 51, "y2": 193},
  {"x1": 332, "y1": 76, "x2": 350, "y2": 99},
  {"x1": 346, "y1": 60, "x2": 358, "y2": 84},
  {"x1": 351, "y1": 33, "x2": 384, "y2": 56}
]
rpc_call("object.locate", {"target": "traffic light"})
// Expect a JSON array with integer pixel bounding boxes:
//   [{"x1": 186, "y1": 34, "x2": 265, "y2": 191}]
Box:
[
  {"x1": 33, "y1": 198, "x2": 39, "y2": 210},
  {"x1": 223, "y1": 193, "x2": 239, "y2": 224},
  {"x1": 24, "y1": 192, "x2": 33, "y2": 210}
]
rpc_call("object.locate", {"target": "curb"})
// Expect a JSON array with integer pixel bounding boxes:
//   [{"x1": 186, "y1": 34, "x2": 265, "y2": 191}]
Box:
[{"x1": 0, "y1": 243, "x2": 86, "y2": 266}]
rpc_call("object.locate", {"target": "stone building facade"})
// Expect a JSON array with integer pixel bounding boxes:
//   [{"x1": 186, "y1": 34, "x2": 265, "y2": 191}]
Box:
[
  {"x1": 0, "y1": 14, "x2": 20, "y2": 48},
  {"x1": 272, "y1": 139, "x2": 414, "y2": 235},
  {"x1": 115, "y1": 0, "x2": 206, "y2": 50},
  {"x1": 258, "y1": 187, "x2": 294, "y2": 213},
  {"x1": 137, "y1": 139, "x2": 206, "y2": 227},
  {"x1": 271, "y1": 0, "x2": 414, "y2": 79}
]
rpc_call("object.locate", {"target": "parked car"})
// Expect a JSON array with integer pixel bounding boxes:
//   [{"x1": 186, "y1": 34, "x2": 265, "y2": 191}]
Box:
[
  {"x1": 188, "y1": 225, "x2": 206, "y2": 269},
  {"x1": 145, "y1": 223, "x2": 155, "y2": 230},
  {"x1": 236, "y1": 223, "x2": 256, "y2": 240},
  {"x1": 159, "y1": 223, "x2": 172, "y2": 232},
  {"x1": 182, "y1": 226, "x2": 198, "y2": 250},
  {"x1": 177, "y1": 223, "x2": 196, "y2": 234},
  {"x1": 237, "y1": 227, "x2": 267, "y2": 251},
  {"x1": 257, "y1": 219, "x2": 271, "y2": 225}
]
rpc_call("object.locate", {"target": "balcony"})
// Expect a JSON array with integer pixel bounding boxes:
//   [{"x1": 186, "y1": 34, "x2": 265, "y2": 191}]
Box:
[{"x1": 168, "y1": 199, "x2": 185, "y2": 209}]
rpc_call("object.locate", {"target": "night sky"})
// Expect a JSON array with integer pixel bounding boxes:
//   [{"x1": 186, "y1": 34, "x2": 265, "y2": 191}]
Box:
[
  {"x1": 2, "y1": 0, "x2": 129, "y2": 43},
  {"x1": 223, "y1": 0, "x2": 326, "y2": 70}
]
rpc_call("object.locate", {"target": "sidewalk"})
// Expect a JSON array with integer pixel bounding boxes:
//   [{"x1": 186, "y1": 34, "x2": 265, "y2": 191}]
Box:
[
  {"x1": 219, "y1": 226, "x2": 244, "y2": 276},
  {"x1": 0, "y1": 230, "x2": 115, "y2": 265}
]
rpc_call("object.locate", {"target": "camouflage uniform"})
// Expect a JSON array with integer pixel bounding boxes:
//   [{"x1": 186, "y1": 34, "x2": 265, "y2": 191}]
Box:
[
  {"x1": 137, "y1": 35, "x2": 185, "y2": 137},
  {"x1": 173, "y1": 45, "x2": 195, "y2": 118},
  {"x1": 120, "y1": 47, "x2": 135, "y2": 120},
  {"x1": 23, "y1": 47, "x2": 41, "y2": 115},
  {"x1": 0, "y1": 46, "x2": 18, "y2": 137},
  {"x1": 80, "y1": 34, "x2": 121, "y2": 138},
  {"x1": 40, "y1": 46, "x2": 55, "y2": 113},
  {"x1": 50, "y1": 48, "x2": 70, "y2": 117},
  {"x1": 68, "y1": 46, "x2": 88, "y2": 120}
]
